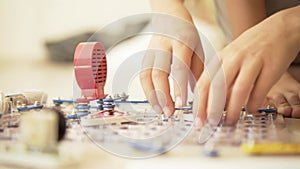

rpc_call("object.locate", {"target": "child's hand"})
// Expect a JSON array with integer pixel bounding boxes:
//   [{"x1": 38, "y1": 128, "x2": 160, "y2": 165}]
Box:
[{"x1": 140, "y1": 0, "x2": 204, "y2": 116}]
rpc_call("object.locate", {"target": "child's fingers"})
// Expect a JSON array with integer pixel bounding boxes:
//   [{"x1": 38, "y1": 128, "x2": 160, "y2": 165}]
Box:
[
  {"x1": 140, "y1": 50, "x2": 161, "y2": 113},
  {"x1": 152, "y1": 50, "x2": 174, "y2": 116},
  {"x1": 171, "y1": 43, "x2": 193, "y2": 107}
]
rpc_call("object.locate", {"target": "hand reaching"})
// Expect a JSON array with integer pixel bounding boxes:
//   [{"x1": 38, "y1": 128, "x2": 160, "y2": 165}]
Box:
[
  {"x1": 140, "y1": 1, "x2": 204, "y2": 116},
  {"x1": 194, "y1": 7, "x2": 300, "y2": 125}
]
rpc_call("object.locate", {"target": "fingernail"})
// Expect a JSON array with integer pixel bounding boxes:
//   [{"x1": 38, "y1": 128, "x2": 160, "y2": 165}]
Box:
[
  {"x1": 173, "y1": 111, "x2": 179, "y2": 118},
  {"x1": 153, "y1": 105, "x2": 162, "y2": 114},
  {"x1": 175, "y1": 97, "x2": 182, "y2": 107},
  {"x1": 194, "y1": 117, "x2": 203, "y2": 128},
  {"x1": 163, "y1": 107, "x2": 171, "y2": 117}
]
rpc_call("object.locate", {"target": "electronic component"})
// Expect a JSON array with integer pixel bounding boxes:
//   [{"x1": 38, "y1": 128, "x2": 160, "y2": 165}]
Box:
[
  {"x1": 74, "y1": 42, "x2": 107, "y2": 102},
  {"x1": 0, "y1": 90, "x2": 47, "y2": 114},
  {"x1": 20, "y1": 109, "x2": 60, "y2": 150},
  {"x1": 241, "y1": 143, "x2": 300, "y2": 155},
  {"x1": 0, "y1": 91, "x2": 49, "y2": 131},
  {"x1": 17, "y1": 101, "x2": 44, "y2": 112},
  {"x1": 0, "y1": 108, "x2": 72, "y2": 168}
]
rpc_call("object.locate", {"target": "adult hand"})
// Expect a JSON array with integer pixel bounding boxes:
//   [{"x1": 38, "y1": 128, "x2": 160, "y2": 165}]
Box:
[{"x1": 194, "y1": 6, "x2": 300, "y2": 126}]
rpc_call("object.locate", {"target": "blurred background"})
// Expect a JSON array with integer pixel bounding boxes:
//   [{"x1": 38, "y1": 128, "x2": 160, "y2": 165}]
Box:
[
  {"x1": 0, "y1": 0, "x2": 150, "y2": 60},
  {"x1": 0, "y1": 0, "x2": 150, "y2": 100},
  {"x1": 0, "y1": 0, "x2": 223, "y2": 101}
]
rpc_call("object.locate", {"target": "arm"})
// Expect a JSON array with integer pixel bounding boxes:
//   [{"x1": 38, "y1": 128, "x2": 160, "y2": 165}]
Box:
[
  {"x1": 283, "y1": 5, "x2": 300, "y2": 50},
  {"x1": 149, "y1": 0, "x2": 192, "y2": 22},
  {"x1": 225, "y1": 0, "x2": 266, "y2": 38}
]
